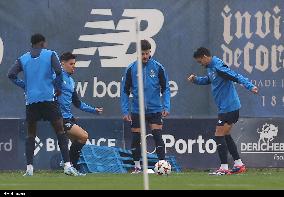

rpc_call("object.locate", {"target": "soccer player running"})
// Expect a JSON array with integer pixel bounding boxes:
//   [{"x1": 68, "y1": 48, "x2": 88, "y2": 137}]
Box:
[
  {"x1": 58, "y1": 52, "x2": 103, "y2": 172},
  {"x1": 7, "y1": 33, "x2": 79, "y2": 176},
  {"x1": 188, "y1": 47, "x2": 258, "y2": 175},
  {"x1": 121, "y1": 39, "x2": 171, "y2": 173}
]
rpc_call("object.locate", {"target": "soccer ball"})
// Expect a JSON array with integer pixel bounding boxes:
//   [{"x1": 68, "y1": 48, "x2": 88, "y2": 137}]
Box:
[{"x1": 154, "y1": 160, "x2": 172, "y2": 175}]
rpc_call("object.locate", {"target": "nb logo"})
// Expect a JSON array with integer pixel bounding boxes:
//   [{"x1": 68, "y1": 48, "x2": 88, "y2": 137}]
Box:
[
  {"x1": 73, "y1": 9, "x2": 164, "y2": 68},
  {"x1": 0, "y1": 37, "x2": 3, "y2": 64},
  {"x1": 65, "y1": 123, "x2": 72, "y2": 128}
]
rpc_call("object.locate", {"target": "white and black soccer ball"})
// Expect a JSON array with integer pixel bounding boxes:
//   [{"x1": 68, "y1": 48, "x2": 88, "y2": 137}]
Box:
[{"x1": 154, "y1": 160, "x2": 172, "y2": 175}]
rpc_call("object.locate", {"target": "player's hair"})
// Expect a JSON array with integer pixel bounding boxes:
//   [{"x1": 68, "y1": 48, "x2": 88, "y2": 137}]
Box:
[
  {"x1": 60, "y1": 52, "x2": 76, "y2": 62},
  {"x1": 193, "y1": 47, "x2": 211, "y2": 58},
  {"x1": 141, "y1": 39, "x2": 151, "y2": 51},
  {"x1": 30, "y1": 33, "x2": 46, "y2": 45}
]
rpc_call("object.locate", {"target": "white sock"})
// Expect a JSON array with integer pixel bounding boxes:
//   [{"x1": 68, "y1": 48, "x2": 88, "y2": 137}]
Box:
[
  {"x1": 64, "y1": 162, "x2": 72, "y2": 168},
  {"x1": 220, "y1": 164, "x2": 229, "y2": 170},
  {"x1": 27, "y1": 164, "x2": 33, "y2": 171},
  {"x1": 234, "y1": 159, "x2": 244, "y2": 166},
  {"x1": 134, "y1": 161, "x2": 141, "y2": 169}
]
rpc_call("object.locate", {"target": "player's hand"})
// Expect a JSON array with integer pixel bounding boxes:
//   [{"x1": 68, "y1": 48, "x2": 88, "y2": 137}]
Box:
[
  {"x1": 187, "y1": 74, "x2": 196, "y2": 82},
  {"x1": 95, "y1": 107, "x2": 103, "y2": 114},
  {"x1": 251, "y1": 86, "x2": 259, "y2": 94},
  {"x1": 123, "y1": 114, "x2": 132, "y2": 122},
  {"x1": 162, "y1": 110, "x2": 169, "y2": 118}
]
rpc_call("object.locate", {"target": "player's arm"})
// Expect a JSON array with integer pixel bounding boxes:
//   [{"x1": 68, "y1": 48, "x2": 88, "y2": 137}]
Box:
[
  {"x1": 188, "y1": 74, "x2": 211, "y2": 85},
  {"x1": 51, "y1": 52, "x2": 63, "y2": 96},
  {"x1": 7, "y1": 59, "x2": 25, "y2": 89},
  {"x1": 216, "y1": 64, "x2": 258, "y2": 93},
  {"x1": 72, "y1": 91, "x2": 102, "y2": 114},
  {"x1": 158, "y1": 66, "x2": 170, "y2": 117},
  {"x1": 121, "y1": 67, "x2": 132, "y2": 121}
]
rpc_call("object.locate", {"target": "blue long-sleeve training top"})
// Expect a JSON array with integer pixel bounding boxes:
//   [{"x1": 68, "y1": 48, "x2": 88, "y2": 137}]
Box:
[
  {"x1": 7, "y1": 48, "x2": 63, "y2": 105},
  {"x1": 193, "y1": 56, "x2": 254, "y2": 114},
  {"x1": 121, "y1": 58, "x2": 171, "y2": 116},
  {"x1": 58, "y1": 70, "x2": 97, "y2": 119}
]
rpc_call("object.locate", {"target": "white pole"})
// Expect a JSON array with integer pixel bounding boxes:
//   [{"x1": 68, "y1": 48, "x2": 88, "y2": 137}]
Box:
[{"x1": 136, "y1": 19, "x2": 149, "y2": 190}]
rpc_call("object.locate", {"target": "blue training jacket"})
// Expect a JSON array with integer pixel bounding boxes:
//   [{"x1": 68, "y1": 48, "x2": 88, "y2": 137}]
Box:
[
  {"x1": 18, "y1": 49, "x2": 61, "y2": 105},
  {"x1": 58, "y1": 70, "x2": 97, "y2": 119},
  {"x1": 121, "y1": 58, "x2": 171, "y2": 116},
  {"x1": 193, "y1": 56, "x2": 254, "y2": 114}
]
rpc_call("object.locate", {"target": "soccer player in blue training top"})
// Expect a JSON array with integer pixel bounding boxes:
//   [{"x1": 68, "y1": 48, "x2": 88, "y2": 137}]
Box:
[
  {"x1": 58, "y1": 52, "x2": 103, "y2": 172},
  {"x1": 7, "y1": 33, "x2": 79, "y2": 176},
  {"x1": 188, "y1": 47, "x2": 258, "y2": 175},
  {"x1": 121, "y1": 39, "x2": 171, "y2": 173}
]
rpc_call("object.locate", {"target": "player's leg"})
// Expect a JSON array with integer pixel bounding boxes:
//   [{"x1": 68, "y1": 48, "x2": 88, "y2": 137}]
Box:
[
  {"x1": 223, "y1": 110, "x2": 246, "y2": 174},
  {"x1": 24, "y1": 121, "x2": 37, "y2": 176},
  {"x1": 225, "y1": 133, "x2": 246, "y2": 174},
  {"x1": 130, "y1": 113, "x2": 142, "y2": 173},
  {"x1": 149, "y1": 112, "x2": 165, "y2": 161},
  {"x1": 64, "y1": 118, "x2": 88, "y2": 170},
  {"x1": 23, "y1": 103, "x2": 40, "y2": 176},
  {"x1": 45, "y1": 101, "x2": 78, "y2": 176},
  {"x1": 210, "y1": 113, "x2": 231, "y2": 175}
]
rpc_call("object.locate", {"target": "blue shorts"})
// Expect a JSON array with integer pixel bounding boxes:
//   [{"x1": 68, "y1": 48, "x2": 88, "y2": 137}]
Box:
[
  {"x1": 131, "y1": 112, "x2": 163, "y2": 128},
  {"x1": 217, "y1": 110, "x2": 239, "y2": 126}
]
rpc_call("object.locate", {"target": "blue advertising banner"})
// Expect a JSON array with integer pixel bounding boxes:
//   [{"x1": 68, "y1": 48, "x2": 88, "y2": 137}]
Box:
[
  {"x1": 1, "y1": 0, "x2": 284, "y2": 173},
  {"x1": 1, "y1": 118, "x2": 283, "y2": 170},
  {"x1": 1, "y1": 0, "x2": 283, "y2": 119}
]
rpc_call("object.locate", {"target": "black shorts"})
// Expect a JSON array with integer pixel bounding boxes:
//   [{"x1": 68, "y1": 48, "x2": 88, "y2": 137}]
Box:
[
  {"x1": 131, "y1": 112, "x2": 163, "y2": 128},
  {"x1": 217, "y1": 110, "x2": 239, "y2": 126},
  {"x1": 63, "y1": 117, "x2": 77, "y2": 131},
  {"x1": 26, "y1": 101, "x2": 62, "y2": 122}
]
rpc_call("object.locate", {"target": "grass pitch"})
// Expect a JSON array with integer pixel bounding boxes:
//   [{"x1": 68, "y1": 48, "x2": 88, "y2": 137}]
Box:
[{"x1": 0, "y1": 169, "x2": 284, "y2": 190}]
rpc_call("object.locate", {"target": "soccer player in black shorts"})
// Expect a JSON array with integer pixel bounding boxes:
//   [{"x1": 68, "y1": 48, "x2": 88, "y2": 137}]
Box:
[
  {"x1": 58, "y1": 52, "x2": 103, "y2": 172},
  {"x1": 121, "y1": 40, "x2": 171, "y2": 173},
  {"x1": 188, "y1": 47, "x2": 258, "y2": 175},
  {"x1": 7, "y1": 34, "x2": 78, "y2": 176}
]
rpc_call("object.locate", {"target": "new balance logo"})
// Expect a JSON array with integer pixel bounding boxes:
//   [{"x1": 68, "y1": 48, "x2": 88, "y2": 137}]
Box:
[
  {"x1": 65, "y1": 123, "x2": 72, "y2": 128},
  {"x1": 73, "y1": 9, "x2": 164, "y2": 68},
  {"x1": 34, "y1": 136, "x2": 43, "y2": 156}
]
